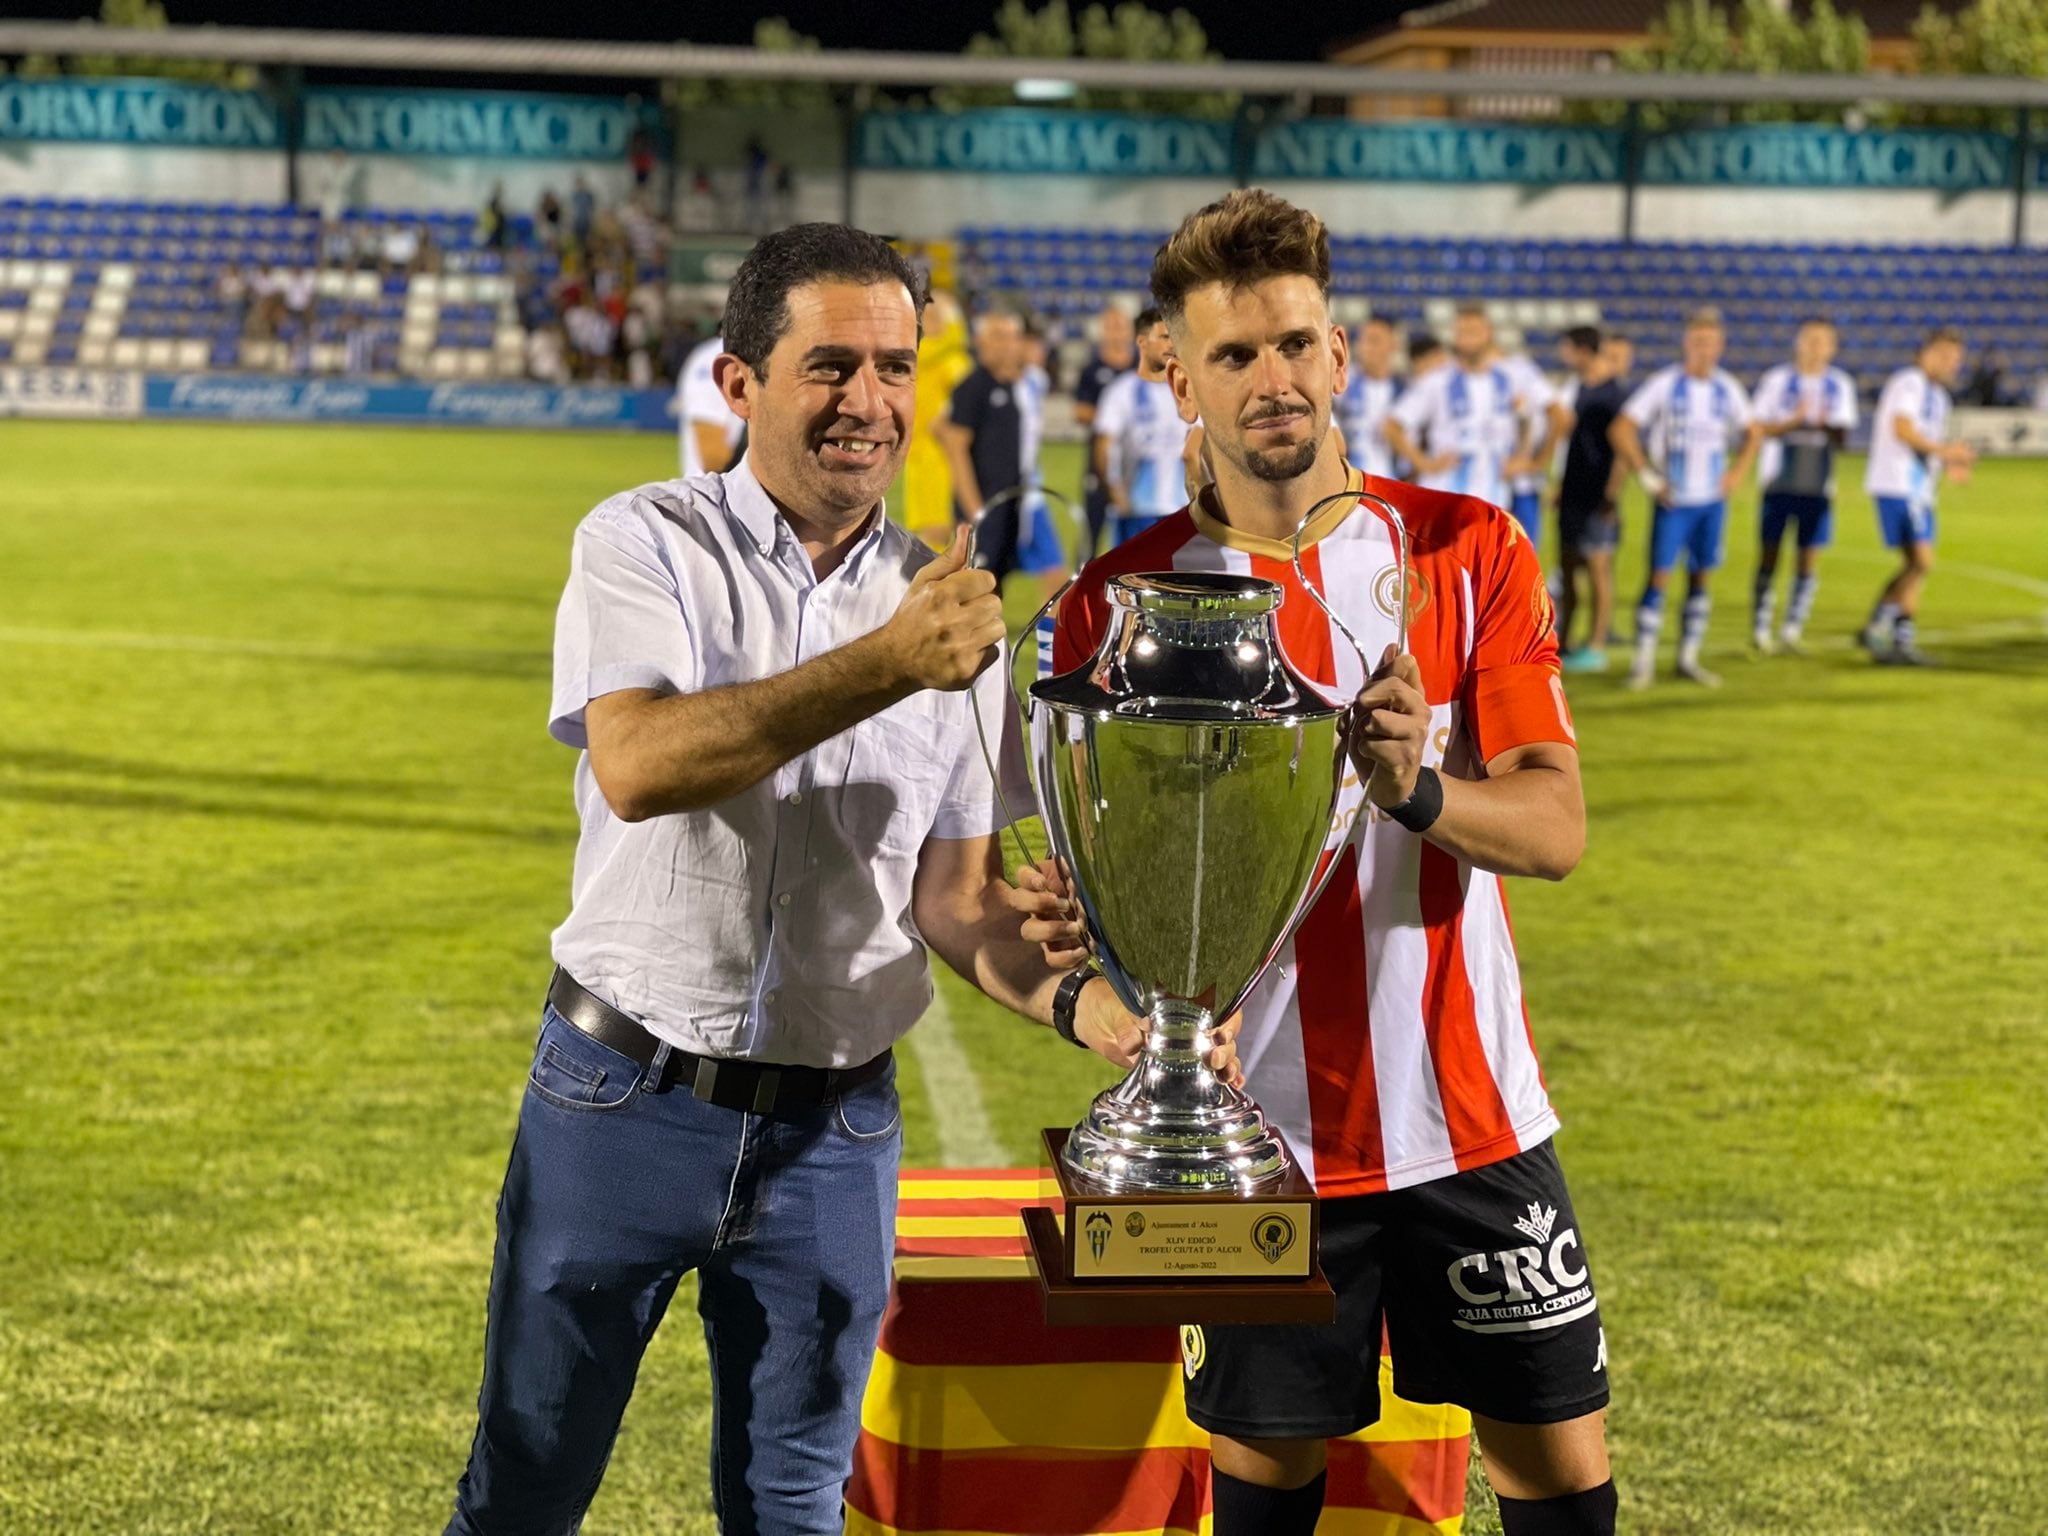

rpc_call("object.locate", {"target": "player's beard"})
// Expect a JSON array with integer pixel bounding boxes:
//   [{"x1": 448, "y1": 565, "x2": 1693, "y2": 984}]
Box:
[
  {"x1": 1243, "y1": 439, "x2": 1319, "y2": 481},
  {"x1": 1235, "y1": 406, "x2": 1322, "y2": 482}
]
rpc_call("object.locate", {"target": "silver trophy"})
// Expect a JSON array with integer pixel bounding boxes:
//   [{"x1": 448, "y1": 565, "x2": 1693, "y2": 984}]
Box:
[{"x1": 976, "y1": 492, "x2": 1409, "y2": 1220}]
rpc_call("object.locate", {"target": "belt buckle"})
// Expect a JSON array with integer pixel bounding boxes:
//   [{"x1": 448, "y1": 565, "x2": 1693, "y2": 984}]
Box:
[{"x1": 691, "y1": 1057, "x2": 784, "y2": 1114}]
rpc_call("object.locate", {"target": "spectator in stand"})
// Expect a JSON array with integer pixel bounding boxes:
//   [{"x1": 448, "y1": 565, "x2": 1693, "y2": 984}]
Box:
[
  {"x1": 527, "y1": 321, "x2": 570, "y2": 385},
  {"x1": 620, "y1": 194, "x2": 664, "y2": 273},
  {"x1": 565, "y1": 299, "x2": 616, "y2": 381},
  {"x1": 282, "y1": 266, "x2": 315, "y2": 325},
  {"x1": 381, "y1": 221, "x2": 421, "y2": 281},
  {"x1": 217, "y1": 264, "x2": 252, "y2": 335},
  {"x1": 622, "y1": 306, "x2": 655, "y2": 387},
  {"x1": 537, "y1": 188, "x2": 564, "y2": 251},
  {"x1": 629, "y1": 127, "x2": 656, "y2": 190},
  {"x1": 481, "y1": 184, "x2": 508, "y2": 251},
  {"x1": 570, "y1": 174, "x2": 596, "y2": 249},
  {"x1": 343, "y1": 311, "x2": 378, "y2": 377}
]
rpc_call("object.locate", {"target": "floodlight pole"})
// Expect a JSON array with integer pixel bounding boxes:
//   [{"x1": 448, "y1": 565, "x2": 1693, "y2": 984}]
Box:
[
  {"x1": 1620, "y1": 100, "x2": 1642, "y2": 247},
  {"x1": 2014, "y1": 107, "x2": 2032, "y2": 251},
  {"x1": 275, "y1": 64, "x2": 304, "y2": 209}
]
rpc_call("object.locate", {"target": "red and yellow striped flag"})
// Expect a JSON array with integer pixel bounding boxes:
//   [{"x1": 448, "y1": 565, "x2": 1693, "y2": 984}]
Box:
[{"x1": 847, "y1": 1168, "x2": 1471, "y2": 1535}]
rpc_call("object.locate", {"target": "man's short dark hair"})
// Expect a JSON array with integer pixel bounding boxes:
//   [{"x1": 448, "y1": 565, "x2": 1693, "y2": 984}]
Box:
[
  {"x1": 1362, "y1": 312, "x2": 1396, "y2": 332},
  {"x1": 1149, "y1": 189, "x2": 1328, "y2": 330},
  {"x1": 1565, "y1": 325, "x2": 1603, "y2": 352},
  {"x1": 1408, "y1": 331, "x2": 1443, "y2": 364},
  {"x1": 722, "y1": 223, "x2": 929, "y2": 376},
  {"x1": 1135, "y1": 305, "x2": 1165, "y2": 333}
]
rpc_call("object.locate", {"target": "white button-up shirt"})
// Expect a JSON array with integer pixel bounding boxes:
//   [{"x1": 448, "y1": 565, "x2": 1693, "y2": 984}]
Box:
[{"x1": 548, "y1": 458, "x2": 1029, "y2": 1068}]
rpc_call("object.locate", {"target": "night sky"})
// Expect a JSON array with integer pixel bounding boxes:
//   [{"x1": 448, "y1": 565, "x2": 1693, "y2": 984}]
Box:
[{"x1": 6, "y1": 1, "x2": 1422, "y2": 69}]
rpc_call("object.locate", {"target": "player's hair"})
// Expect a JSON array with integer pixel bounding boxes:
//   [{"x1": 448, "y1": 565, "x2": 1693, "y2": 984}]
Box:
[
  {"x1": 1799, "y1": 315, "x2": 1838, "y2": 331},
  {"x1": 1408, "y1": 331, "x2": 1444, "y2": 363},
  {"x1": 1362, "y1": 311, "x2": 1397, "y2": 331},
  {"x1": 1685, "y1": 306, "x2": 1726, "y2": 332},
  {"x1": 1922, "y1": 325, "x2": 1964, "y2": 350},
  {"x1": 1149, "y1": 189, "x2": 1329, "y2": 329},
  {"x1": 1565, "y1": 324, "x2": 1603, "y2": 351},
  {"x1": 1134, "y1": 305, "x2": 1166, "y2": 333},
  {"x1": 722, "y1": 223, "x2": 929, "y2": 377},
  {"x1": 1454, "y1": 301, "x2": 1490, "y2": 321}
]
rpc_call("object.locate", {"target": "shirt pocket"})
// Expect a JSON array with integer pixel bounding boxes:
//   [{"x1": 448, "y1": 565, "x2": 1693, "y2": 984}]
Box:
[{"x1": 842, "y1": 700, "x2": 960, "y2": 856}]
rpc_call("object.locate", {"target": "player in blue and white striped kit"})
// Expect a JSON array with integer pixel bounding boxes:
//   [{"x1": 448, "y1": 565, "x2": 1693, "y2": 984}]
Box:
[
  {"x1": 1610, "y1": 308, "x2": 1758, "y2": 690},
  {"x1": 1861, "y1": 328, "x2": 1975, "y2": 666},
  {"x1": 1092, "y1": 306, "x2": 1195, "y2": 548},
  {"x1": 1749, "y1": 320, "x2": 1858, "y2": 655},
  {"x1": 1384, "y1": 304, "x2": 1529, "y2": 514}
]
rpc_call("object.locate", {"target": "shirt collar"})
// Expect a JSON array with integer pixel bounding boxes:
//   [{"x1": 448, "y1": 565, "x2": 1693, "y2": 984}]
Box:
[
  {"x1": 718, "y1": 455, "x2": 783, "y2": 554},
  {"x1": 1189, "y1": 461, "x2": 1366, "y2": 562},
  {"x1": 718, "y1": 455, "x2": 891, "y2": 578}
]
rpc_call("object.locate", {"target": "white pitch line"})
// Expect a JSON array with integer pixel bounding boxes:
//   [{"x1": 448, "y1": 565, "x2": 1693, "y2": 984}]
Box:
[
  {"x1": 1829, "y1": 549, "x2": 2048, "y2": 601},
  {"x1": 903, "y1": 986, "x2": 1006, "y2": 1168}
]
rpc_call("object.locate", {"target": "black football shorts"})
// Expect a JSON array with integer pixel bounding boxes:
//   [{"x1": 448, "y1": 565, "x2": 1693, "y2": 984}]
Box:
[{"x1": 1180, "y1": 1139, "x2": 1609, "y2": 1437}]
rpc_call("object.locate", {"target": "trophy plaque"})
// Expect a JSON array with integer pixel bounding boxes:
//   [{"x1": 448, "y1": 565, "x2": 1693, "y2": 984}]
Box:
[{"x1": 1012, "y1": 569, "x2": 1362, "y2": 1326}]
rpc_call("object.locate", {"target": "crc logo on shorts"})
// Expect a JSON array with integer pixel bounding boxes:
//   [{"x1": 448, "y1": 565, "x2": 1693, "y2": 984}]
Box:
[
  {"x1": 1084, "y1": 1210, "x2": 1113, "y2": 1264},
  {"x1": 1371, "y1": 562, "x2": 1430, "y2": 625},
  {"x1": 1252, "y1": 1212, "x2": 1297, "y2": 1265},
  {"x1": 1179, "y1": 1324, "x2": 1206, "y2": 1380},
  {"x1": 1445, "y1": 1201, "x2": 1597, "y2": 1333},
  {"x1": 1125, "y1": 1211, "x2": 1147, "y2": 1238}
]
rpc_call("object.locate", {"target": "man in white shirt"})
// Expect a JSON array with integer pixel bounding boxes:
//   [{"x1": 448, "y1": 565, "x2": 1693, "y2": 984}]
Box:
[
  {"x1": 1332, "y1": 313, "x2": 1400, "y2": 479},
  {"x1": 1747, "y1": 319, "x2": 1858, "y2": 654},
  {"x1": 676, "y1": 330, "x2": 745, "y2": 477},
  {"x1": 441, "y1": 224, "x2": 1212, "y2": 1536},
  {"x1": 1093, "y1": 305, "x2": 1195, "y2": 546},
  {"x1": 1383, "y1": 304, "x2": 1537, "y2": 515},
  {"x1": 1861, "y1": 327, "x2": 1975, "y2": 665},
  {"x1": 1610, "y1": 308, "x2": 1758, "y2": 690}
]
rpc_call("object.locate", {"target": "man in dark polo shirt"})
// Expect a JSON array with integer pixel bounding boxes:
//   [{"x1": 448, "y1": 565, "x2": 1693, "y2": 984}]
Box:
[
  {"x1": 1554, "y1": 325, "x2": 1628, "y2": 672},
  {"x1": 936, "y1": 309, "x2": 1027, "y2": 582}
]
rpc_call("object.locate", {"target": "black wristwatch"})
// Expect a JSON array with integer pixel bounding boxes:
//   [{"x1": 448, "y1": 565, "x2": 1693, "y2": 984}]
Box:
[
  {"x1": 1383, "y1": 766, "x2": 1445, "y2": 834},
  {"x1": 1051, "y1": 965, "x2": 1100, "y2": 1049}
]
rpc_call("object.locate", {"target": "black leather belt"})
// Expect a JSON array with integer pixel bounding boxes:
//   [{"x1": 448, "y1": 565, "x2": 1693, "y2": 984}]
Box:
[{"x1": 545, "y1": 968, "x2": 890, "y2": 1115}]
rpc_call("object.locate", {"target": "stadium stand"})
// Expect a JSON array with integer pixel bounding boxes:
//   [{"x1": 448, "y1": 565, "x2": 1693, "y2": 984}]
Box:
[
  {"x1": 6, "y1": 195, "x2": 2045, "y2": 397},
  {"x1": 960, "y1": 225, "x2": 2048, "y2": 402},
  {"x1": 0, "y1": 195, "x2": 560, "y2": 379}
]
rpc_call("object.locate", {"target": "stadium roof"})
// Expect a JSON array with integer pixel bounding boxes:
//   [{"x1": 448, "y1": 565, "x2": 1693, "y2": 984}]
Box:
[
  {"x1": 1334, "y1": 0, "x2": 1967, "y2": 59},
  {"x1": 2, "y1": 20, "x2": 2042, "y2": 107}
]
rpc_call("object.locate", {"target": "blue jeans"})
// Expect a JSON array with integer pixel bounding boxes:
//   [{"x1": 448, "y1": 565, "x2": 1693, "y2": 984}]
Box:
[{"x1": 446, "y1": 1005, "x2": 902, "y2": 1536}]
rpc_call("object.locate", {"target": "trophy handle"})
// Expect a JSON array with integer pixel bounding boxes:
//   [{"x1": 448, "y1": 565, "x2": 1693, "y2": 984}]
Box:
[
  {"x1": 1261, "y1": 486, "x2": 1416, "y2": 978},
  {"x1": 963, "y1": 483, "x2": 1083, "y2": 880}
]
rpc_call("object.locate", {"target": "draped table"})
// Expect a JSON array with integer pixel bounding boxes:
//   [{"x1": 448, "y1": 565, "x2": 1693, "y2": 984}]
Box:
[{"x1": 846, "y1": 1167, "x2": 1470, "y2": 1536}]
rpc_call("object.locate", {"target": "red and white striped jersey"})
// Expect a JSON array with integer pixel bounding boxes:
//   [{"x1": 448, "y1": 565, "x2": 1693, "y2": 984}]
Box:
[{"x1": 1052, "y1": 467, "x2": 1576, "y2": 1196}]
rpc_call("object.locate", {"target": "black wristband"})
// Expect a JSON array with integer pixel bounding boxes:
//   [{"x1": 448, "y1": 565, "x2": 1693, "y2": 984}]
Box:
[
  {"x1": 1051, "y1": 966, "x2": 1099, "y2": 1049},
  {"x1": 1383, "y1": 766, "x2": 1444, "y2": 834}
]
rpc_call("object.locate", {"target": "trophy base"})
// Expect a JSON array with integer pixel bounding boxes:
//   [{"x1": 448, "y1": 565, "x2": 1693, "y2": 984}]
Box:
[{"x1": 1025, "y1": 1128, "x2": 1335, "y2": 1326}]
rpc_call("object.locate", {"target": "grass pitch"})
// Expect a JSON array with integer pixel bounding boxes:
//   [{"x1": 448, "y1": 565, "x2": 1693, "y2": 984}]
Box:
[{"x1": 2, "y1": 420, "x2": 2044, "y2": 1534}]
